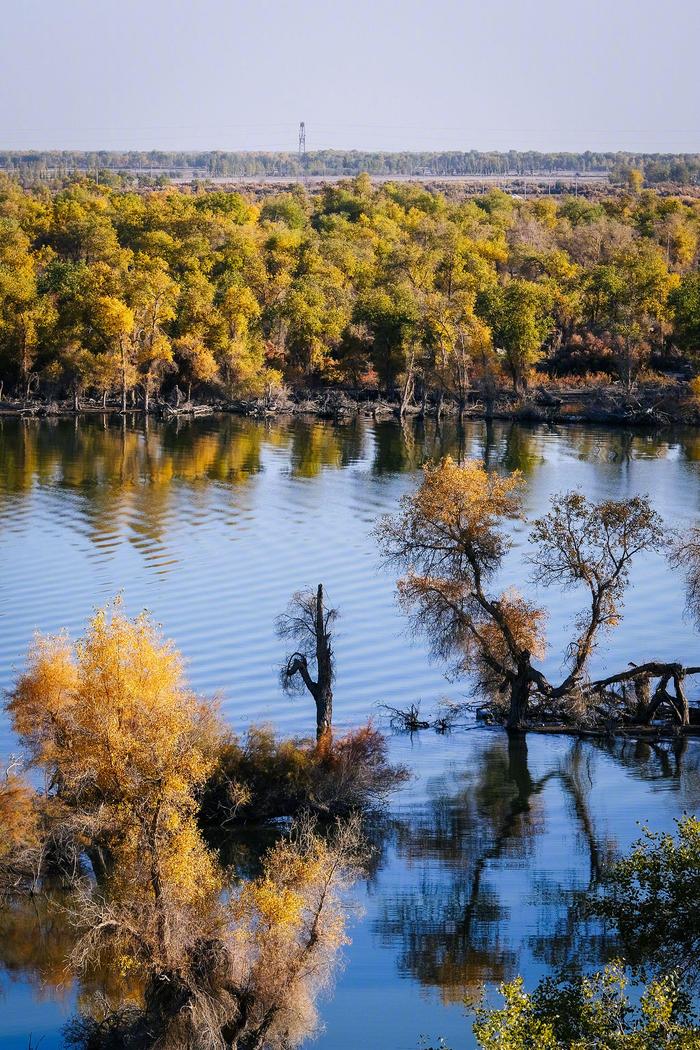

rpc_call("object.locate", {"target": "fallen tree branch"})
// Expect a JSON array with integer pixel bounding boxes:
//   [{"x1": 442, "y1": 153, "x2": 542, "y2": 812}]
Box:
[{"x1": 588, "y1": 662, "x2": 700, "y2": 690}]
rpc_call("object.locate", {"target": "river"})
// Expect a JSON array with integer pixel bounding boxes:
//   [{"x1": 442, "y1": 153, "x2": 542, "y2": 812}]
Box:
[{"x1": 1, "y1": 414, "x2": 699, "y2": 1048}]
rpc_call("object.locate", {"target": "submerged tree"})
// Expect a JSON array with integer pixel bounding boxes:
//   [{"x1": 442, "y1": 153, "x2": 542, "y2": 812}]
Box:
[
  {"x1": 376, "y1": 457, "x2": 672, "y2": 730},
  {"x1": 277, "y1": 584, "x2": 337, "y2": 740},
  {"x1": 204, "y1": 724, "x2": 408, "y2": 825},
  {"x1": 8, "y1": 601, "x2": 222, "y2": 891},
  {"x1": 65, "y1": 812, "x2": 364, "y2": 1050},
  {"x1": 3, "y1": 603, "x2": 367, "y2": 1050}
]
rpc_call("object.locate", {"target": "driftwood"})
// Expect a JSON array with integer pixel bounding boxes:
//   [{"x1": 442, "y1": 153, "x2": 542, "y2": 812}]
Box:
[
  {"x1": 380, "y1": 703, "x2": 431, "y2": 732},
  {"x1": 161, "y1": 402, "x2": 213, "y2": 418},
  {"x1": 586, "y1": 661, "x2": 700, "y2": 727},
  {"x1": 379, "y1": 701, "x2": 468, "y2": 734}
]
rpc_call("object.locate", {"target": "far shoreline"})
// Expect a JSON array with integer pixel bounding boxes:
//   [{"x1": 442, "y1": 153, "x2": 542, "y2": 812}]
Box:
[{"x1": 2, "y1": 381, "x2": 699, "y2": 431}]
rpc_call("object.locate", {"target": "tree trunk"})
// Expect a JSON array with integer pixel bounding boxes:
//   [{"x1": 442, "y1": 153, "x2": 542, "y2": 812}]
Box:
[
  {"x1": 146, "y1": 806, "x2": 168, "y2": 959},
  {"x1": 633, "y1": 675, "x2": 651, "y2": 721},
  {"x1": 507, "y1": 669, "x2": 531, "y2": 731},
  {"x1": 86, "y1": 843, "x2": 113, "y2": 885},
  {"x1": 399, "y1": 349, "x2": 416, "y2": 418},
  {"x1": 72, "y1": 385, "x2": 80, "y2": 412},
  {"x1": 436, "y1": 389, "x2": 444, "y2": 420},
  {"x1": 315, "y1": 685, "x2": 333, "y2": 741},
  {"x1": 120, "y1": 339, "x2": 128, "y2": 413},
  {"x1": 314, "y1": 583, "x2": 333, "y2": 740},
  {"x1": 283, "y1": 584, "x2": 336, "y2": 742},
  {"x1": 672, "y1": 672, "x2": 690, "y2": 726}
]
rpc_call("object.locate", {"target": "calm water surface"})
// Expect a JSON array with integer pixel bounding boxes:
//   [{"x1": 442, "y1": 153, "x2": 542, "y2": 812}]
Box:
[{"x1": 1, "y1": 414, "x2": 699, "y2": 1048}]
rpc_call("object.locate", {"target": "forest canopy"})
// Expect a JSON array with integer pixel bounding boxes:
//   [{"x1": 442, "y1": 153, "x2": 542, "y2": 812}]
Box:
[{"x1": 0, "y1": 173, "x2": 699, "y2": 408}]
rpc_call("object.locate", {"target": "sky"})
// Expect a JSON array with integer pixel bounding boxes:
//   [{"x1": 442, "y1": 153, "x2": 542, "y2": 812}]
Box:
[{"x1": 2, "y1": 0, "x2": 699, "y2": 154}]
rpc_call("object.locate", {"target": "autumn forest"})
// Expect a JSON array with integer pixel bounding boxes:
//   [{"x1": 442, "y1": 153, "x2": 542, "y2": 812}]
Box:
[{"x1": 1, "y1": 173, "x2": 700, "y2": 418}]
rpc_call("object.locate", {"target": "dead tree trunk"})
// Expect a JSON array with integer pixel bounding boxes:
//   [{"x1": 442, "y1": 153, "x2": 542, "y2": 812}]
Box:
[
  {"x1": 280, "y1": 583, "x2": 336, "y2": 742},
  {"x1": 313, "y1": 583, "x2": 333, "y2": 739},
  {"x1": 588, "y1": 661, "x2": 699, "y2": 727},
  {"x1": 507, "y1": 667, "x2": 531, "y2": 732}
]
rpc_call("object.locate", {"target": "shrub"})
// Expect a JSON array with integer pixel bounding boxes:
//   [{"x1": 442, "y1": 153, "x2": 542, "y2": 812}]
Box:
[{"x1": 201, "y1": 723, "x2": 409, "y2": 826}]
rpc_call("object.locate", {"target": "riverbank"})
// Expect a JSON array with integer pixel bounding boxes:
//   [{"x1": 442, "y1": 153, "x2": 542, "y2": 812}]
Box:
[{"x1": 2, "y1": 381, "x2": 699, "y2": 429}]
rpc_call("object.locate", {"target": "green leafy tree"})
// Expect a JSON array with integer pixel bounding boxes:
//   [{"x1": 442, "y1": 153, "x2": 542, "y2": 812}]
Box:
[
  {"x1": 671, "y1": 273, "x2": 700, "y2": 363},
  {"x1": 591, "y1": 816, "x2": 700, "y2": 979},
  {"x1": 472, "y1": 964, "x2": 699, "y2": 1049},
  {"x1": 482, "y1": 280, "x2": 553, "y2": 393}
]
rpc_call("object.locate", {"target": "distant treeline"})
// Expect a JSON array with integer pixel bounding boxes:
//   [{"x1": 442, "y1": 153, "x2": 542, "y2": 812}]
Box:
[{"x1": 1, "y1": 149, "x2": 700, "y2": 184}]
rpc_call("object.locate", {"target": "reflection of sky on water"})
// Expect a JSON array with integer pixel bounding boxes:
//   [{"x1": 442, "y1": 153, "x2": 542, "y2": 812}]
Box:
[
  {"x1": 319, "y1": 731, "x2": 699, "y2": 1050},
  {"x1": 1, "y1": 415, "x2": 699, "y2": 1047}
]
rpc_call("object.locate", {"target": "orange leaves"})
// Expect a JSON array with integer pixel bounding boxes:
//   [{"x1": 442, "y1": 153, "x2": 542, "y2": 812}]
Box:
[
  {"x1": 415, "y1": 456, "x2": 523, "y2": 534},
  {"x1": 153, "y1": 820, "x2": 222, "y2": 907},
  {"x1": 233, "y1": 815, "x2": 361, "y2": 954},
  {"x1": 11, "y1": 602, "x2": 217, "y2": 811},
  {"x1": 378, "y1": 457, "x2": 531, "y2": 692},
  {"x1": 0, "y1": 768, "x2": 40, "y2": 861},
  {"x1": 4, "y1": 603, "x2": 367, "y2": 1050},
  {"x1": 8, "y1": 632, "x2": 78, "y2": 767},
  {"x1": 238, "y1": 881, "x2": 305, "y2": 930},
  {"x1": 378, "y1": 456, "x2": 524, "y2": 587},
  {"x1": 477, "y1": 589, "x2": 548, "y2": 674}
]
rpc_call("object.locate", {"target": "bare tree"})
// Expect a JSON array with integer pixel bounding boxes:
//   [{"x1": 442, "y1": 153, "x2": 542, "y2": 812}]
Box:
[
  {"x1": 529, "y1": 491, "x2": 665, "y2": 701},
  {"x1": 670, "y1": 524, "x2": 700, "y2": 625},
  {"x1": 277, "y1": 584, "x2": 337, "y2": 741}
]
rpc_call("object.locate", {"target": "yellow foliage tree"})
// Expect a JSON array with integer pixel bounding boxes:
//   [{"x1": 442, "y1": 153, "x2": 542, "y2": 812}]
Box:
[
  {"x1": 9, "y1": 602, "x2": 223, "y2": 927},
  {"x1": 7, "y1": 605, "x2": 366, "y2": 1050}
]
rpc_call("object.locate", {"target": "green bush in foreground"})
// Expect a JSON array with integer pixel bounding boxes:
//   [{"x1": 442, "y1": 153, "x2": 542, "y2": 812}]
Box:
[
  {"x1": 472, "y1": 964, "x2": 700, "y2": 1049},
  {"x1": 592, "y1": 816, "x2": 700, "y2": 979},
  {"x1": 461, "y1": 818, "x2": 700, "y2": 1049}
]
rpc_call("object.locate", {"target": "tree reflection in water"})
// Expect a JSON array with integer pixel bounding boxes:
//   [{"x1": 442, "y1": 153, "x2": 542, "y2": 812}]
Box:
[
  {"x1": 0, "y1": 737, "x2": 698, "y2": 1036},
  {"x1": 2, "y1": 413, "x2": 700, "y2": 1042},
  {"x1": 0, "y1": 888, "x2": 144, "y2": 1012},
  {"x1": 2, "y1": 413, "x2": 697, "y2": 523},
  {"x1": 374, "y1": 733, "x2": 698, "y2": 1005}
]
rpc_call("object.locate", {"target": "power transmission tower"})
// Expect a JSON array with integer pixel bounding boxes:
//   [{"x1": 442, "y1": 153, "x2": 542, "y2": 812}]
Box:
[{"x1": 298, "y1": 121, "x2": 306, "y2": 164}]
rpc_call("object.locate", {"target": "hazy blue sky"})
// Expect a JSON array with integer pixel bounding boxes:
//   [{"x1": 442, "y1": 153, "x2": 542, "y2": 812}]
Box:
[{"x1": 2, "y1": 0, "x2": 699, "y2": 153}]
